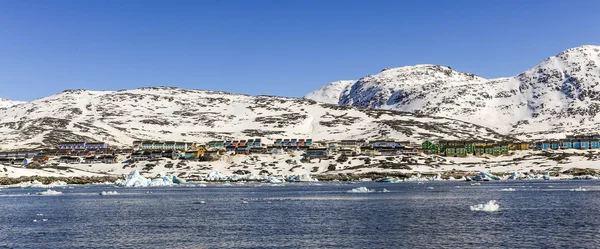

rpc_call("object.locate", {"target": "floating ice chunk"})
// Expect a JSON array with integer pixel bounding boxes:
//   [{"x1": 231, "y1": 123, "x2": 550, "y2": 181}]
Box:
[
  {"x1": 471, "y1": 183, "x2": 481, "y2": 186},
  {"x1": 36, "y1": 213, "x2": 43, "y2": 216},
  {"x1": 172, "y1": 176, "x2": 187, "y2": 184},
  {"x1": 99, "y1": 191, "x2": 120, "y2": 196},
  {"x1": 264, "y1": 177, "x2": 283, "y2": 183},
  {"x1": 48, "y1": 181, "x2": 68, "y2": 187},
  {"x1": 382, "y1": 188, "x2": 390, "y2": 193},
  {"x1": 286, "y1": 174, "x2": 318, "y2": 182},
  {"x1": 242, "y1": 201, "x2": 249, "y2": 204},
  {"x1": 470, "y1": 200, "x2": 499, "y2": 212},
  {"x1": 150, "y1": 176, "x2": 174, "y2": 187},
  {"x1": 571, "y1": 187, "x2": 587, "y2": 192},
  {"x1": 33, "y1": 219, "x2": 38, "y2": 222},
  {"x1": 42, "y1": 219, "x2": 48, "y2": 222},
  {"x1": 118, "y1": 170, "x2": 151, "y2": 187},
  {"x1": 207, "y1": 170, "x2": 226, "y2": 181},
  {"x1": 501, "y1": 188, "x2": 516, "y2": 191},
  {"x1": 36, "y1": 189, "x2": 62, "y2": 196},
  {"x1": 347, "y1": 187, "x2": 375, "y2": 193},
  {"x1": 427, "y1": 187, "x2": 434, "y2": 190}
]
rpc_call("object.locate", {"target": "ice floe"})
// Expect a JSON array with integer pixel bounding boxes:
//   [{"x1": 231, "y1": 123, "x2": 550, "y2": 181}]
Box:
[
  {"x1": 36, "y1": 189, "x2": 63, "y2": 196},
  {"x1": 116, "y1": 170, "x2": 185, "y2": 187},
  {"x1": 470, "y1": 200, "x2": 499, "y2": 212},
  {"x1": 263, "y1": 177, "x2": 283, "y2": 183},
  {"x1": 286, "y1": 174, "x2": 318, "y2": 182},
  {"x1": 10, "y1": 180, "x2": 68, "y2": 188},
  {"x1": 501, "y1": 188, "x2": 516, "y2": 191},
  {"x1": 99, "y1": 191, "x2": 120, "y2": 196},
  {"x1": 570, "y1": 187, "x2": 587, "y2": 192},
  {"x1": 347, "y1": 187, "x2": 375, "y2": 193}
]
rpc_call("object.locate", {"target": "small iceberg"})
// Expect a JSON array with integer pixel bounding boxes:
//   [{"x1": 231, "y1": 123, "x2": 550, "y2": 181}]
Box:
[
  {"x1": 36, "y1": 189, "x2": 63, "y2": 196},
  {"x1": 375, "y1": 177, "x2": 399, "y2": 183},
  {"x1": 99, "y1": 191, "x2": 120, "y2": 196},
  {"x1": 263, "y1": 177, "x2": 283, "y2": 183},
  {"x1": 382, "y1": 188, "x2": 390, "y2": 193},
  {"x1": 427, "y1": 187, "x2": 434, "y2": 190},
  {"x1": 501, "y1": 188, "x2": 516, "y2": 192},
  {"x1": 470, "y1": 183, "x2": 481, "y2": 186},
  {"x1": 470, "y1": 200, "x2": 500, "y2": 212},
  {"x1": 571, "y1": 187, "x2": 587, "y2": 192},
  {"x1": 347, "y1": 187, "x2": 375, "y2": 193}
]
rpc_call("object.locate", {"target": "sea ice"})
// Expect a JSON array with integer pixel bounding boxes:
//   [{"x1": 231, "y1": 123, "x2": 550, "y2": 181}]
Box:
[
  {"x1": 427, "y1": 187, "x2": 434, "y2": 190},
  {"x1": 116, "y1": 170, "x2": 182, "y2": 187},
  {"x1": 347, "y1": 187, "x2": 375, "y2": 193},
  {"x1": 264, "y1": 177, "x2": 283, "y2": 183},
  {"x1": 286, "y1": 174, "x2": 318, "y2": 182},
  {"x1": 117, "y1": 170, "x2": 151, "y2": 187},
  {"x1": 99, "y1": 191, "x2": 120, "y2": 195},
  {"x1": 470, "y1": 200, "x2": 499, "y2": 212},
  {"x1": 570, "y1": 187, "x2": 587, "y2": 192},
  {"x1": 501, "y1": 188, "x2": 516, "y2": 191},
  {"x1": 382, "y1": 188, "x2": 390, "y2": 193},
  {"x1": 36, "y1": 189, "x2": 63, "y2": 196}
]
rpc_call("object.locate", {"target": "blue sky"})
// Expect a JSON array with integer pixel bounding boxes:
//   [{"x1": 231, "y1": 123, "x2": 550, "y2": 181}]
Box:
[{"x1": 0, "y1": 0, "x2": 599, "y2": 101}]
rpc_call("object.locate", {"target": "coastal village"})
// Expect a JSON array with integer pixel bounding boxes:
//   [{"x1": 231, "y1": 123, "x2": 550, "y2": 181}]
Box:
[{"x1": 0, "y1": 134, "x2": 599, "y2": 166}]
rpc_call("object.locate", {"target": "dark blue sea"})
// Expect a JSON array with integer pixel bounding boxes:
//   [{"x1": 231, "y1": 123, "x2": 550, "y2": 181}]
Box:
[{"x1": 1, "y1": 180, "x2": 600, "y2": 249}]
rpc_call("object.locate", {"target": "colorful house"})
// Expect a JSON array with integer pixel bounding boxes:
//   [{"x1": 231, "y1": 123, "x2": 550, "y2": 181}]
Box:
[
  {"x1": 561, "y1": 140, "x2": 573, "y2": 149},
  {"x1": 445, "y1": 146, "x2": 455, "y2": 157},
  {"x1": 550, "y1": 140, "x2": 560, "y2": 150}
]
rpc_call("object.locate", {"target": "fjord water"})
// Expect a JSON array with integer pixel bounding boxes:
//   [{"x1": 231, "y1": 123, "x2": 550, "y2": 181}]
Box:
[{"x1": 1, "y1": 181, "x2": 600, "y2": 248}]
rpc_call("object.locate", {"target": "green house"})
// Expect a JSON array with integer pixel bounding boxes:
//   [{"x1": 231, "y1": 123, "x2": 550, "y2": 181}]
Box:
[
  {"x1": 501, "y1": 144, "x2": 509, "y2": 155},
  {"x1": 422, "y1": 141, "x2": 435, "y2": 149},
  {"x1": 493, "y1": 145, "x2": 501, "y2": 155},
  {"x1": 465, "y1": 143, "x2": 474, "y2": 154},
  {"x1": 445, "y1": 147, "x2": 456, "y2": 156},
  {"x1": 455, "y1": 147, "x2": 467, "y2": 157},
  {"x1": 485, "y1": 146, "x2": 494, "y2": 155},
  {"x1": 474, "y1": 147, "x2": 485, "y2": 156}
]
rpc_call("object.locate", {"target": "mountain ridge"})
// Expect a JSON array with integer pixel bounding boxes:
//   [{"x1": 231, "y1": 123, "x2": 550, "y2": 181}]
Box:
[
  {"x1": 0, "y1": 87, "x2": 509, "y2": 150},
  {"x1": 306, "y1": 45, "x2": 600, "y2": 139}
]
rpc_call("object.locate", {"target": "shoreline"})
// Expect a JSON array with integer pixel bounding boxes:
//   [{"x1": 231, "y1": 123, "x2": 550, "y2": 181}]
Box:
[{"x1": 3, "y1": 168, "x2": 600, "y2": 186}]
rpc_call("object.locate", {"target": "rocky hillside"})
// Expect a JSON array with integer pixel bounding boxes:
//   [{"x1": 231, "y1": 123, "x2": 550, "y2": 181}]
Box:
[
  {"x1": 304, "y1": 80, "x2": 355, "y2": 104},
  {"x1": 0, "y1": 87, "x2": 508, "y2": 150},
  {"x1": 0, "y1": 98, "x2": 22, "y2": 109},
  {"x1": 306, "y1": 45, "x2": 600, "y2": 139}
]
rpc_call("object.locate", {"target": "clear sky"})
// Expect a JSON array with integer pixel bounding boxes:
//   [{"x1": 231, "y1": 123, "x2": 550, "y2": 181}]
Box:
[{"x1": 0, "y1": 0, "x2": 599, "y2": 101}]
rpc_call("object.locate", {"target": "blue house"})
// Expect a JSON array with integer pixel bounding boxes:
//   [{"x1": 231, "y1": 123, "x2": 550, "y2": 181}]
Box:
[
  {"x1": 536, "y1": 141, "x2": 550, "y2": 150},
  {"x1": 550, "y1": 141, "x2": 560, "y2": 150},
  {"x1": 580, "y1": 140, "x2": 590, "y2": 149},
  {"x1": 573, "y1": 140, "x2": 582, "y2": 149},
  {"x1": 591, "y1": 140, "x2": 600, "y2": 149},
  {"x1": 305, "y1": 139, "x2": 313, "y2": 146},
  {"x1": 561, "y1": 140, "x2": 573, "y2": 149}
]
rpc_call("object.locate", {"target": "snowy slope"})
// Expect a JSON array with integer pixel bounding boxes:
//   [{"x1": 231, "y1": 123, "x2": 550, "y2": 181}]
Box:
[
  {"x1": 304, "y1": 80, "x2": 355, "y2": 104},
  {"x1": 307, "y1": 45, "x2": 600, "y2": 139},
  {"x1": 0, "y1": 98, "x2": 23, "y2": 109},
  {"x1": 0, "y1": 87, "x2": 508, "y2": 150}
]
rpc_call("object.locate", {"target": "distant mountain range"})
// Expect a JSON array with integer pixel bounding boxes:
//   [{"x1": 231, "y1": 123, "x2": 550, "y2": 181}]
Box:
[
  {"x1": 0, "y1": 88, "x2": 506, "y2": 150},
  {"x1": 306, "y1": 45, "x2": 600, "y2": 140},
  {"x1": 1, "y1": 45, "x2": 598, "y2": 149}
]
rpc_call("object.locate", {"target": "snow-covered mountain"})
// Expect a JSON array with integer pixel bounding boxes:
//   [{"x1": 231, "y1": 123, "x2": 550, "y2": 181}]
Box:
[
  {"x1": 306, "y1": 45, "x2": 600, "y2": 139},
  {"x1": 304, "y1": 80, "x2": 355, "y2": 104},
  {"x1": 0, "y1": 87, "x2": 508, "y2": 150},
  {"x1": 0, "y1": 98, "x2": 23, "y2": 109}
]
